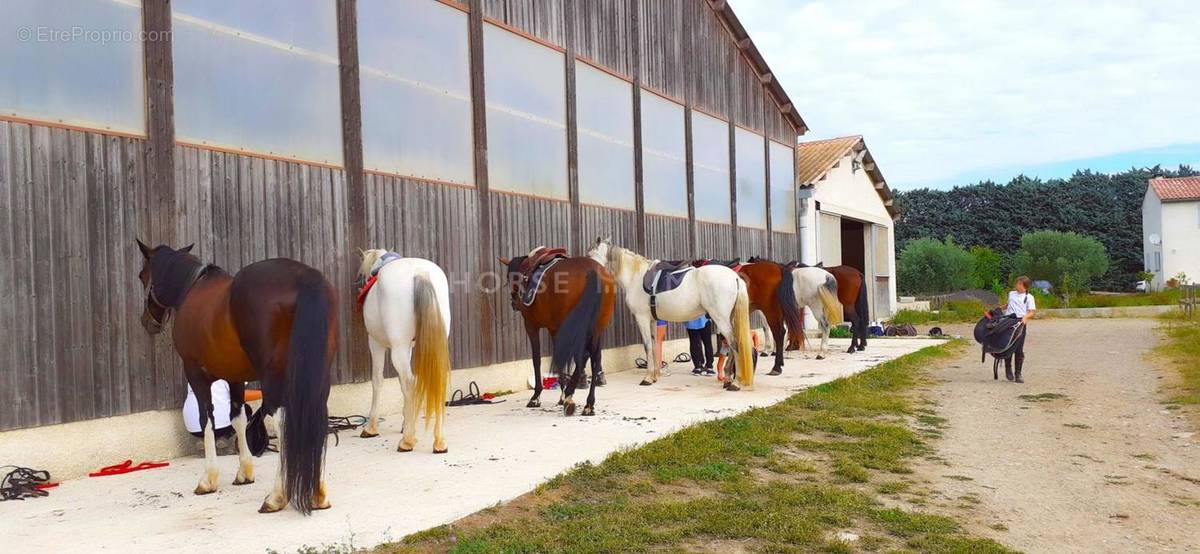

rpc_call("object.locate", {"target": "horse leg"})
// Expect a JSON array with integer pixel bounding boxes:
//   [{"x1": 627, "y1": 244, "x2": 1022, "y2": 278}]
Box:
[
  {"x1": 712, "y1": 317, "x2": 740, "y2": 392},
  {"x1": 228, "y1": 381, "x2": 254, "y2": 486},
  {"x1": 767, "y1": 316, "x2": 786, "y2": 376},
  {"x1": 393, "y1": 344, "x2": 419, "y2": 452},
  {"x1": 361, "y1": 336, "x2": 387, "y2": 438},
  {"x1": 563, "y1": 352, "x2": 587, "y2": 416},
  {"x1": 583, "y1": 342, "x2": 599, "y2": 416},
  {"x1": 635, "y1": 315, "x2": 657, "y2": 385},
  {"x1": 815, "y1": 311, "x2": 830, "y2": 360},
  {"x1": 185, "y1": 367, "x2": 220, "y2": 495},
  {"x1": 527, "y1": 330, "x2": 544, "y2": 408},
  {"x1": 259, "y1": 408, "x2": 288, "y2": 513},
  {"x1": 845, "y1": 313, "x2": 858, "y2": 354}
]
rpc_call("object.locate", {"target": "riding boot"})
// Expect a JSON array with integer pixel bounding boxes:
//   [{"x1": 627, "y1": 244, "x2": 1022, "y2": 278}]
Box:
[
  {"x1": 1004, "y1": 357, "x2": 1014, "y2": 381},
  {"x1": 1014, "y1": 353, "x2": 1025, "y2": 383}
]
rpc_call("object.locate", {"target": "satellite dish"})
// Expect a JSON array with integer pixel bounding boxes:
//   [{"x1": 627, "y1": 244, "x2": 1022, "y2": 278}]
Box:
[{"x1": 1149, "y1": 233, "x2": 1161, "y2": 246}]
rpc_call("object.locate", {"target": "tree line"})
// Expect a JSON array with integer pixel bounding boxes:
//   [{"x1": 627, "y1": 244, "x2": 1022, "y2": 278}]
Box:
[{"x1": 894, "y1": 165, "x2": 1198, "y2": 292}]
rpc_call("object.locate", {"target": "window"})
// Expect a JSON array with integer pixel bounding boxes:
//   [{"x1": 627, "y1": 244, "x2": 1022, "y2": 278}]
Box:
[
  {"x1": 769, "y1": 142, "x2": 796, "y2": 233},
  {"x1": 641, "y1": 91, "x2": 687, "y2": 218},
  {"x1": 359, "y1": 0, "x2": 473, "y2": 185},
  {"x1": 484, "y1": 23, "x2": 567, "y2": 199},
  {"x1": 576, "y1": 64, "x2": 634, "y2": 209},
  {"x1": 0, "y1": 0, "x2": 144, "y2": 133},
  {"x1": 173, "y1": 0, "x2": 343, "y2": 163},
  {"x1": 734, "y1": 128, "x2": 766, "y2": 229},
  {"x1": 691, "y1": 111, "x2": 730, "y2": 224}
]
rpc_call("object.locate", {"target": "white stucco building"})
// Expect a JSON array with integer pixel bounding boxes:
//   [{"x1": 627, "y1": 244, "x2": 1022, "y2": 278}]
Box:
[
  {"x1": 796, "y1": 135, "x2": 897, "y2": 320},
  {"x1": 1143, "y1": 176, "x2": 1200, "y2": 289}
]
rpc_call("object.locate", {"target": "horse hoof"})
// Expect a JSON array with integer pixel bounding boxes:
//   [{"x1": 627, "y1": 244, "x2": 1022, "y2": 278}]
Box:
[
  {"x1": 564, "y1": 402, "x2": 576, "y2": 416},
  {"x1": 526, "y1": 399, "x2": 541, "y2": 408},
  {"x1": 557, "y1": 398, "x2": 565, "y2": 406},
  {"x1": 816, "y1": 355, "x2": 825, "y2": 360},
  {"x1": 232, "y1": 477, "x2": 254, "y2": 486},
  {"x1": 359, "y1": 429, "x2": 378, "y2": 439},
  {"x1": 594, "y1": 374, "x2": 607, "y2": 386},
  {"x1": 846, "y1": 347, "x2": 856, "y2": 354},
  {"x1": 194, "y1": 486, "x2": 216, "y2": 496},
  {"x1": 433, "y1": 447, "x2": 448, "y2": 454},
  {"x1": 312, "y1": 501, "x2": 332, "y2": 511},
  {"x1": 767, "y1": 368, "x2": 782, "y2": 376},
  {"x1": 724, "y1": 382, "x2": 740, "y2": 392},
  {"x1": 397, "y1": 444, "x2": 414, "y2": 453},
  {"x1": 639, "y1": 380, "x2": 652, "y2": 386},
  {"x1": 258, "y1": 501, "x2": 284, "y2": 514},
  {"x1": 582, "y1": 406, "x2": 595, "y2": 416}
]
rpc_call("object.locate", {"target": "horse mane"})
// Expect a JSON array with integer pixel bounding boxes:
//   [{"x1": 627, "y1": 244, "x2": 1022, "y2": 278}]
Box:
[
  {"x1": 149, "y1": 248, "x2": 210, "y2": 307},
  {"x1": 610, "y1": 246, "x2": 649, "y2": 273},
  {"x1": 359, "y1": 248, "x2": 387, "y2": 278}
]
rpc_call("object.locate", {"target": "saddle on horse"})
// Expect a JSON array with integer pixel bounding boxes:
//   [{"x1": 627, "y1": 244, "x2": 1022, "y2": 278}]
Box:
[
  {"x1": 642, "y1": 260, "x2": 698, "y2": 320},
  {"x1": 973, "y1": 307, "x2": 1026, "y2": 380},
  {"x1": 517, "y1": 246, "x2": 568, "y2": 306}
]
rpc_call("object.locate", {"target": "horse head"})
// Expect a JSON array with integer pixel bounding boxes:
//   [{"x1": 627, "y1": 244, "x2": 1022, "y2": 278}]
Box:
[
  {"x1": 136, "y1": 239, "x2": 197, "y2": 335},
  {"x1": 497, "y1": 255, "x2": 527, "y2": 310}
]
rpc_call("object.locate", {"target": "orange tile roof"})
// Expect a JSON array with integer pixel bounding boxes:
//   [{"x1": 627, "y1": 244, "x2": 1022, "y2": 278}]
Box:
[
  {"x1": 1149, "y1": 176, "x2": 1200, "y2": 202},
  {"x1": 796, "y1": 135, "x2": 862, "y2": 185}
]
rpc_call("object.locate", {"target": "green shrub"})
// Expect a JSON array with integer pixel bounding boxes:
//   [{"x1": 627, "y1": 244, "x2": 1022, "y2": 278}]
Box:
[
  {"x1": 889, "y1": 299, "x2": 987, "y2": 325},
  {"x1": 1011, "y1": 231, "x2": 1109, "y2": 297},
  {"x1": 969, "y1": 245, "x2": 1003, "y2": 290},
  {"x1": 897, "y1": 238, "x2": 974, "y2": 295}
]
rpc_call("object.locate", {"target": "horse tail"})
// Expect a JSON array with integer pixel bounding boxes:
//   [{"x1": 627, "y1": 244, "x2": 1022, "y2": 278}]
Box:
[
  {"x1": 552, "y1": 270, "x2": 602, "y2": 382},
  {"x1": 820, "y1": 274, "x2": 845, "y2": 327},
  {"x1": 733, "y1": 278, "x2": 755, "y2": 388},
  {"x1": 412, "y1": 273, "x2": 450, "y2": 429},
  {"x1": 283, "y1": 271, "x2": 333, "y2": 514},
  {"x1": 777, "y1": 267, "x2": 804, "y2": 334}
]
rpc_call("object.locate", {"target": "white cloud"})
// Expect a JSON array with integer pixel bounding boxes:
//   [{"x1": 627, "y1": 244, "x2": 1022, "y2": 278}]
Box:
[{"x1": 730, "y1": 0, "x2": 1200, "y2": 188}]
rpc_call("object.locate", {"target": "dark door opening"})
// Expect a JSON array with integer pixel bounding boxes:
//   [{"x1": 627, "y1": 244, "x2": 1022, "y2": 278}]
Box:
[{"x1": 840, "y1": 218, "x2": 866, "y2": 273}]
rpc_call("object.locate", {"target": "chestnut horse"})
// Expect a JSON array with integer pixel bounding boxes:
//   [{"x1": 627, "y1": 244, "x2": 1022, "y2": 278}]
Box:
[
  {"x1": 137, "y1": 241, "x2": 335, "y2": 514},
  {"x1": 735, "y1": 261, "x2": 805, "y2": 376},
  {"x1": 499, "y1": 250, "x2": 616, "y2": 415}
]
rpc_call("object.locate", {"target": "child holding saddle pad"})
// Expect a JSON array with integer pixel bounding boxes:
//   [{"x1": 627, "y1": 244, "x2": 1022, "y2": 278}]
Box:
[{"x1": 1002, "y1": 276, "x2": 1037, "y2": 382}]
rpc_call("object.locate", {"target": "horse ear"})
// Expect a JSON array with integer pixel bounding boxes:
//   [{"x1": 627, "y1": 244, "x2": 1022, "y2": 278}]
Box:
[
  {"x1": 497, "y1": 257, "x2": 511, "y2": 266},
  {"x1": 180, "y1": 243, "x2": 194, "y2": 254},
  {"x1": 136, "y1": 239, "x2": 152, "y2": 258}
]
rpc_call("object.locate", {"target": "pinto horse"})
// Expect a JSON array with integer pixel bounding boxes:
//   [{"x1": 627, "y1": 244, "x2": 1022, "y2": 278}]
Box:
[
  {"x1": 825, "y1": 265, "x2": 870, "y2": 353},
  {"x1": 499, "y1": 248, "x2": 616, "y2": 415},
  {"x1": 356, "y1": 250, "x2": 451, "y2": 453},
  {"x1": 591, "y1": 238, "x2": 755, "y2": 390},
  {"x1": 136, "y1": 241, "x2": 335, "y2": 514}
]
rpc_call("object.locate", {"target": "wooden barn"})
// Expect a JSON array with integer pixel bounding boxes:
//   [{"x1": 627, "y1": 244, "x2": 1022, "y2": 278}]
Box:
[{"x1": 0, "y1": 0, "x2": 808, "y2": 434}]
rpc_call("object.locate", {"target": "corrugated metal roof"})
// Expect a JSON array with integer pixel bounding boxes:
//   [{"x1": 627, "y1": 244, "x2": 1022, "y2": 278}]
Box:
[{"x1": 1149, "y1": 176, "x2": 1200, "y2": 202}]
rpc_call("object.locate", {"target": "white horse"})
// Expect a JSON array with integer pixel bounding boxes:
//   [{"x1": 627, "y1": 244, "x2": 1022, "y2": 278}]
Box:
[
  {"x1": 589, "y1": 238, "x2": 756, "y2": 390},
  {"x1": 357, "y1": 250, "x2": 452, "y2": 453},
  {"x1": 790, "y1": 266, "x2": 845, "y2": 359}
]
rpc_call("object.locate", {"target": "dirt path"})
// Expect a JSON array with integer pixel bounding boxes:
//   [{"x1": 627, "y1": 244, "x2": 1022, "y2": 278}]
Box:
[{"x1": 915, "y1": 318, "x2": 1200, "y2": 553}]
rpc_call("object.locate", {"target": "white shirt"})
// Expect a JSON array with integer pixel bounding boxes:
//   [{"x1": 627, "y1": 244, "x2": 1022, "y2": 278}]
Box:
[
  {"x1": 1005, "y1": 290, "x2": 1036, "y2": 319},
  {"x1": 183, "y1": 380, "x2": 232, "y2": 433}
]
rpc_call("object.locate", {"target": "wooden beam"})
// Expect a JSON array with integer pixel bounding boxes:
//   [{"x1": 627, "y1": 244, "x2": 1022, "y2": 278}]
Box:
[
  {"x1": 761, "y1": 91, "x2": 772, "y2": 259},
  {"x1": 564, "y1": 0, "x2": 581, "y2": 253},
  {"x1": 630, "y1": 0, "x2": 646, "y2": 252},
  {"x1": 759, "y1": 72, "x2": 773, "y2": 84},
  {"x1": 335, "y1": 0, "x2": 370, "y2": 379},
  {"x1": 709, "y1": 0, "x2": 727, "y2": 10},
  {"x1": 683, "y1": 0, "x2": 697, "y2": 257},
  {"x1": 467, "y1": 0, "x2": 496, "y2": 363},
  {"x1": 737, "y1": 37, "x2": 752, "y2": 49},
  {"x1": 141, "y1": 0, "x2": 174, "y2": 245}
]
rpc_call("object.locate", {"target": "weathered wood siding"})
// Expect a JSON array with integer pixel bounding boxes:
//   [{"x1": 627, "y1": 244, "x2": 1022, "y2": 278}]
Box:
[
  {"x1": 771, "y1": 232, "x2": 800, "y2": 263},
  {"x1": 579, "y1": 204, "x2": 640, "y2": 349},
  {"x1": 364, "y1": 173, "x2": 484, "y2": 371},
  {"x1": 644, "y1": 214, "x2": 690, "y2": 261},
  {"x1": 637, "y1": 0, "x2": 685, "y2": 99},
  {"x1": 482, "y1": 0, "x2": 566, "y2": 46},
  {"x1": 737, "y1": 227, "x2": 769, "y2": 259},
  {"x1": 696, "y1": 221, "x2": 734, "y2": 260},
  {"x1": 572, "y1": 0, "x2": 632, "y2": 76},
  {"x1": 687, "y1": 1, "x2": 732, "y2": 118}
]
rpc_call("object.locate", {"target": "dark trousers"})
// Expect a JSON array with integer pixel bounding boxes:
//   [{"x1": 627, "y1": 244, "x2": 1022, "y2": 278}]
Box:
[
  {"x1": 687, "y1": 326, "x2": 714, "y2": 369},
  {"x1": 1004, "y1": 327, "x2": 1027, "y2": 373}
]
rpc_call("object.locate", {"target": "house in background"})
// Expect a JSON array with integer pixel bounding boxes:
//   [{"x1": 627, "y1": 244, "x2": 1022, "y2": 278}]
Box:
[
  {"x1": 796, "y1": 135, "x2": 897, "y2": 320},
  {"x1": 1143, "y1": 176, "x2": 1200, "y2": 289}
]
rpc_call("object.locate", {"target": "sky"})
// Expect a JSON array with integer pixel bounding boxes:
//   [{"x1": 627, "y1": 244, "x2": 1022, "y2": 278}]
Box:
[{"x1": 729, "y1": 0, "x2": 1200, "y2": 190}]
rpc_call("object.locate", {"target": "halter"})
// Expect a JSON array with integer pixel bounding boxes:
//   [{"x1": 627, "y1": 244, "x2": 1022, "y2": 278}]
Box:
[{"x1": 145, "y1": 263, "x2": 211, "y2": 326}]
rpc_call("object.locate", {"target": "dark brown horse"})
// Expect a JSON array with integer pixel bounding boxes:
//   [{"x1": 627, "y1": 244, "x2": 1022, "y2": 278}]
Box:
[
  {"x1": 137, "y1": 241, "x2": 336, "y2": 514},
  {"x1": 732, "y1": 261, "x2": 805, "y2": 376},
  {"x1": 499, "y1": 250, "x2": 616, "y2": 415},
  {"x1": 773, "y1": 261, "x2": 869, "y2": 354}
]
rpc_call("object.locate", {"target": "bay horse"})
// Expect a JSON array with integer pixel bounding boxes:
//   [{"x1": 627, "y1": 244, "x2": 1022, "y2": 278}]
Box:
[
  {"x1": 136, "y1": 241, "x2": 334, "y2": 514},
  {"x1": 498, "y1": 247, "x2": 616, "y2": 415},
  {"x1": 776, "y1": 261, "x2": 870, "y2": 354},
  {"x1": 590, "y1": 238, "x2": 755, "y2": 391},
  {"x1": 356, "y1": 250, "x2": 451, "y2": 453},
  {"x1": 728, "y1": 261, "x2": 805, "y2": 376}
]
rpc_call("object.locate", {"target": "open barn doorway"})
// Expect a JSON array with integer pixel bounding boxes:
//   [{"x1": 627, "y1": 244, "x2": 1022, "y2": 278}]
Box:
[{"x1": 840, "y1": 217, "x2": 866, "y2": 274}]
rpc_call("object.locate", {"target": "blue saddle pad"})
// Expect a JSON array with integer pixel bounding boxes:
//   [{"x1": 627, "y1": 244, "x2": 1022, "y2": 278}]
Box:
[
  {"x1": 642, "y1": 262, "x2": 694, "y2": 295},
  {"x1": 522, "y1": 258, "x2": 562, "y2": 306}
]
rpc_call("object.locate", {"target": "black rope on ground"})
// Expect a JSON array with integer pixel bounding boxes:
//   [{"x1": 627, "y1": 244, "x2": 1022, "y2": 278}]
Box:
[
  {"x1": 326, "y1": 415, "x2": 376, "y2": 447},
  {"x1": 0, "y1": 465, "x2": 52, "y2": 501}
]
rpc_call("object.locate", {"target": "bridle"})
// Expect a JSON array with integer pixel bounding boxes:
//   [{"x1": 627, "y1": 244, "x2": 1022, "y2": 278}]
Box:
[{"x1": 145, "y1": 263, "x2": 211, "y2": 326}]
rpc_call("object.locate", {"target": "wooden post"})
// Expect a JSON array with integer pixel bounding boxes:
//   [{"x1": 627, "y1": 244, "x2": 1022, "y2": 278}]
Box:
[
  {"x1": 728, "y1": 120, "x2": 738, "y2": 255},
  {"x1": 468, "y1": 0, "x2": 496, "y2": 363},
  {"x1": 629, "y1": 0, "x2": 646, "y2": 252},
  {"x1": 762, "y1": 91, "x2": 772, "y2": 259},
  {"x1": 682, "y1": 1, "x2": 697, "y2": 258},
  {"x1": 142, "y1": 0, "x2": 174, "y2": 245},
  {"x1": 564, "y1": 0, "x2": 581, "y2": 254},
  {"x1": 336, "y1": 0, "x2": 370, "y2": 380}
]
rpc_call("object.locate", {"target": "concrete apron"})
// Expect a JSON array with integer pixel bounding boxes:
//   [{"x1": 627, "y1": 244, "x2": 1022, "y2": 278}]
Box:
[{"x1": 0, "y1": 337, "x2": 944, "y2": 553}]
